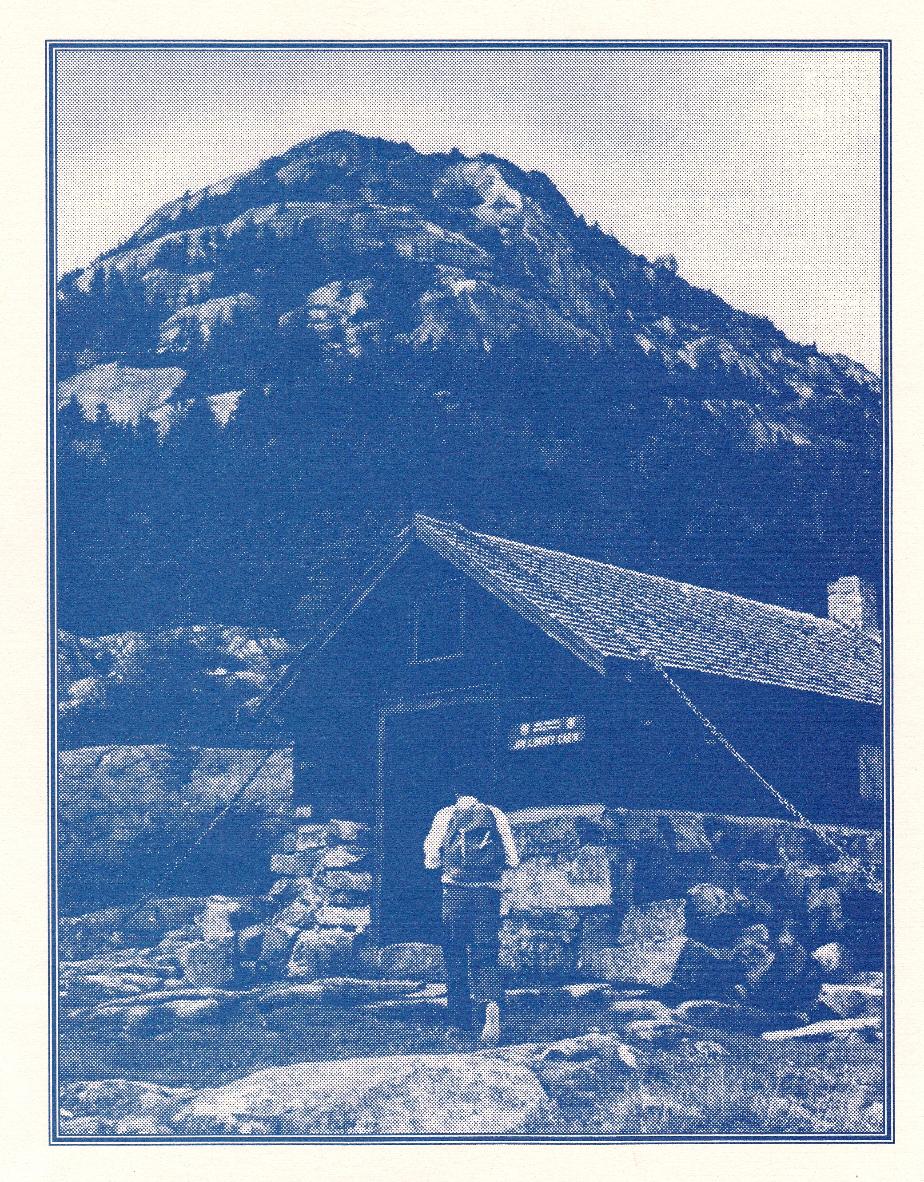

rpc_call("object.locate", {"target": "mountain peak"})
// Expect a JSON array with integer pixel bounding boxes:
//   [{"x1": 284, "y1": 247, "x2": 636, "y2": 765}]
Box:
[
  {"x1": 55, "y1": 131, "x2": 882, "y2": 635},
  {"x1": 64, "y1": 129, "x2": 878, "y2": 431},
  {"x1": 280, "y1": 128, "x2": 418, "y2": 165}
]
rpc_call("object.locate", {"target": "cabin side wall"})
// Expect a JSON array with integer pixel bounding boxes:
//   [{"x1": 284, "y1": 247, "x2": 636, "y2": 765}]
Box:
[{"x1": 279, "y1": 544, "x2": 881, "y2": 830}]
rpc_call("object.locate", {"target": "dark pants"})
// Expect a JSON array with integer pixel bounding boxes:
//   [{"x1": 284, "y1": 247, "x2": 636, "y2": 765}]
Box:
[{"x1": 441, "y1": 884, "x2": 502, "y2": 1027}]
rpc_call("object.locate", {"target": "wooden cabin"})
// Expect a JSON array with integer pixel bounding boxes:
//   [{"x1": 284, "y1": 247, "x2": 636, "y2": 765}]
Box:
[{"x1": 248, "y1": 515, "x2": 883, "y2": 944}]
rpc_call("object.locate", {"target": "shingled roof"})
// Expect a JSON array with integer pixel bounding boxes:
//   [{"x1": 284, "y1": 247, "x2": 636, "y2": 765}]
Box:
[
  {"x1": 251, "y1": 515, "x2": 882, "y2": 724},
  {"x1": 413, "y1": 516, "x2": 882, "y2": 704}
]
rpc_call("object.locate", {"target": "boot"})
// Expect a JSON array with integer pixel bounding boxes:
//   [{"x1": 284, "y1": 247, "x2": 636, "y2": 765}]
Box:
[{"x1": 479, "y1": 1000, "x2": 501, "y2": 1047}]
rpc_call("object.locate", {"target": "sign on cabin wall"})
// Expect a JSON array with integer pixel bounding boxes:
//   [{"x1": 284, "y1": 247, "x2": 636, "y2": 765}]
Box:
[{"x1": 509, "y1": 714, "x2": 586, "y2": 751}]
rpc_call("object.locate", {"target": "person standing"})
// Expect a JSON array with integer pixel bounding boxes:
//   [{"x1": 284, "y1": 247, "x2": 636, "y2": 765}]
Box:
[{"x1": 423, "y1": 793, "x2": 519, "y2": 1045}]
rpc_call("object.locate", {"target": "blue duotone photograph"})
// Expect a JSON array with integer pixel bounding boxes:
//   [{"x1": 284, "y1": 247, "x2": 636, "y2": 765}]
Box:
[{"x1": 48, "y1": 41, "x2": 891, "y2": 1141}]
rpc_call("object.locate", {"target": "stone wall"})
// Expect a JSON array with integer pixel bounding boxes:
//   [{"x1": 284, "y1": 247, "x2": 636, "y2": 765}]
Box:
[
  {"x1": 58, "y1": 800, "x2": 883, "y2": 1014},
  {"x1": 245, "y1": 800, "x2": 882, "y2": 992},
  {"x1": 498, "y1": 804, "x2": 883, "y2": 992}
]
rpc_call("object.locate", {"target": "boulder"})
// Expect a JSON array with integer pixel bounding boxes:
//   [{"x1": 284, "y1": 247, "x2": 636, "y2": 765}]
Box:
[
  {"x1": 163, "y1": 998, "x2": 226, "y2": 1027},
  {"x1": 328, "y1": 819, "x2": 371, "y2": 843},
  {"x1": 315, "y1": 905, "x2": 371, "y2": 931},
  {"x1": 586, "y1": 932, "x2": 736, "y2": 995},
  {"x1": 59, "y1": 947, "x2": 164, "y2": 975},
  {"x1": 294, "y1": 823, "x2": 331, "y2": 849},
  {"x1": 501, "y1": 846, "x2": 612, "y2": 912},
  {"x1": 323, "y1": 870, "x2": 374, "y2": 893},
  {"x1": 853, "y1": 970, "x2": 884, "y2": 988},
  {"x1": 199, "y1": 898, "x2": 238, "y2": 941},
  {"x1": 762, "y1": 1016, "x2": 881, "y2": 1042},
  {"x1": 609, "y1": 997, "x2": 674, "y2": 1023},
  {"x1": 674, "y1": 999, "x2": 807, "y2": 1034},
  {"x1": 286, "y1": 927, "x2": 355, "y2": 979},
  {"x1": 60, "y1": 1078, "x2": 194, "y2": 1122},
  {"x1": 618, "y1": 899, "x2": 686, "y2": 944},
  {"x1": 560, "y1": 982, "x2": 617, "y2": 1012},
  {"x1": 583, "y1": 935, "x2": 687, "y2": 988},
  {"x1": 271, "y1": 851, "x2": 325, "y2": 876},
  {"x1": 120, "y1": 1004, "x2": 176, "y2": 1038},
  {"x1": 376, "y1": 942, "x2": 445, "y2": 981},
  {"x1": 359, "y1": 993, "x2": 449, "y2": 1020},
  {"x1": 173, "y1": 1053, "x2": 557, "y2": 1135},
  {"x1": 811, "y1": 942, "x2": 849, "y2": 980},
  {"x1": 509, "y1": 804, "x2": 608, "y2": 857},
  {"x1": 658, "y1": 812, "x2": 712, "y2": 855},
  {"x1": 127, "y1": 897, "x2": 213, "y2": 945},
  {"x1": 621, "y1": 1017, "x2": 690, "y2": 1046},
  {"x1": 271, "y1": 900, "x2": 317, "y2": 930},
  {"x1": 266, "y1": 877, "x2": 316, "y2": 906},
  {"x1": 175, "y1": 936, "x2": 236, "y2": 987},
  {"x1": 259, "y1": 978, "x2": 428, "y2": 1008},
  {"x1": 500, "y1": 913, "x2": 578, "y2": 982},
  {"x1": 63, "y1": 971, "x2": 165, "y2": 1006},
  {"x1": 817, "y1": 983, "x2": 884, "y2": 1020},
  {"x1": 322, "y1": 845, "x2": 367, "y2": 870}
]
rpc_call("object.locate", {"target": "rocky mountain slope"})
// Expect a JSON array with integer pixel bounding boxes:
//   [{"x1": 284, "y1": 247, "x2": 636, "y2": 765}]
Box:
[
  {"x1": 58, "y1": 627, "x2": 297, "y2": 745},
  {"x1": 55, "y1": 131, "x2": 882, "y2": 633}
]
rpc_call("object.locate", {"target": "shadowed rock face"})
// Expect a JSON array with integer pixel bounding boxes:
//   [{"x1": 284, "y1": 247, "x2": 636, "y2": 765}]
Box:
[
  {"x1": 57, "y1": 745, "x2": 293, "y2": 911},
  {"x1": 57, "y1": 627, "x2": 299, "y2": 744},
  {"x1": 55, "y1": 130, "x2": 882, "y2": 632}
]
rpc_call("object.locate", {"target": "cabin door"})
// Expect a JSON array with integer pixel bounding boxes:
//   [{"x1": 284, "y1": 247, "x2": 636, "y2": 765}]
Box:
[{"x1": 376, "y1": 691, "x2": 498, "y2": 945}]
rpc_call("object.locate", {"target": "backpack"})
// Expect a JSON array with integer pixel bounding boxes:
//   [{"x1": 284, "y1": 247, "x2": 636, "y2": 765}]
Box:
[{"x1": 441, "y1": 800, "x2": 505, "y2": 883}]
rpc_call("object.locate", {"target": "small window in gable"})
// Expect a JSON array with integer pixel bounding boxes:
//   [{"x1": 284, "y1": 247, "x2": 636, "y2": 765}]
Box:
[{"x1": 411, "y1": 584, "x2": 465, "y2": 664}]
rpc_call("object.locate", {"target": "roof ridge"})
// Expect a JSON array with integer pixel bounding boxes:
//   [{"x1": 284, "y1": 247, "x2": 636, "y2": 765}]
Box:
[{"x1": 413, "y1": 515, "x2": 609, "y2": 672}]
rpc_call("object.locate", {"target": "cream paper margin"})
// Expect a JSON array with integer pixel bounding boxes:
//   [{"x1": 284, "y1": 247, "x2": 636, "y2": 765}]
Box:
[{"x1": 1, "y1": 3, "x2": 921, "y2": 1179}]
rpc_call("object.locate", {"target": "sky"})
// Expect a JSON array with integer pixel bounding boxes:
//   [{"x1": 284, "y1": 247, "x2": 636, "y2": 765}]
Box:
[{"x1": 55, "y1": 47, "x2": 882, "y2": 372}]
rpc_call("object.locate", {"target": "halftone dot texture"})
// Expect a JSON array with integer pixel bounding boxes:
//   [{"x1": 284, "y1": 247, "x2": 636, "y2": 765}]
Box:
[
  {"x1": 56, "y1": 48, "x2": 880, "y2": 370},
  {"x1": 53, "y1": 46, "x2": 886, "y2": 1140}
]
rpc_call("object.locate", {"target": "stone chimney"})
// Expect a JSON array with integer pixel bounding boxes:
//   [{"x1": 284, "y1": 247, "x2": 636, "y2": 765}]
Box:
[{"x1": 827, "y1": 575, "x2": 878, "y2": 633}]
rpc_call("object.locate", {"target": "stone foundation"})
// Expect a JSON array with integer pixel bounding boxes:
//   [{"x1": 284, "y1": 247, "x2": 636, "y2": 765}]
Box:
[
  {"x1": 247, "y1": 800, "x2": 883, "y2": 991},
  {"x1": 59, "y1": 801, "x2": 883, "y2": 1015}
]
